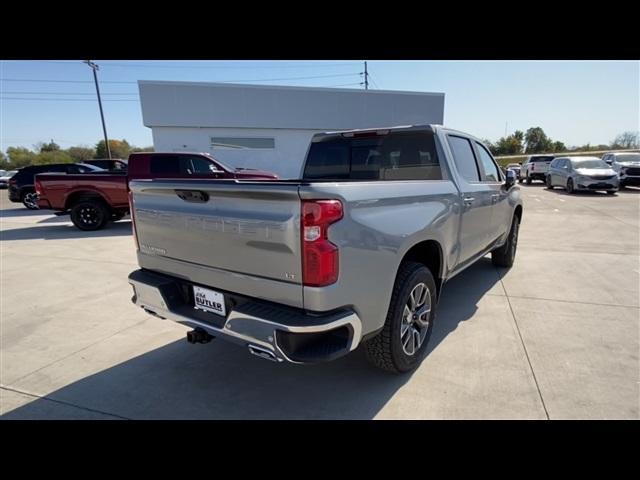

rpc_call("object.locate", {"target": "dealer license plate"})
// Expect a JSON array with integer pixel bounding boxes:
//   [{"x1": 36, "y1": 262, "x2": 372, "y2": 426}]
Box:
[{"x1": 193, "y1": 286, "x2": 226, "y2": 317}]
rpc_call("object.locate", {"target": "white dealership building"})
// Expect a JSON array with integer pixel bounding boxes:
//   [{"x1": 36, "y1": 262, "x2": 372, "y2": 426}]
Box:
[{"x1": 138, "y1": 80, "x2": 445, "y2": 179}]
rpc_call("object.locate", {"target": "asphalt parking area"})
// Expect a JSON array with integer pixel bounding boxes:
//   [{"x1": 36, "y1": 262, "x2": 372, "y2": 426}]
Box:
[{"x1": 1, "y1": 185, "x2": 638, "y2": 419}]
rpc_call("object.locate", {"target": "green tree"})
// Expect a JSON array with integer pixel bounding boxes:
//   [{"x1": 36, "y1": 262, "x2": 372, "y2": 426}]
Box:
[
  {"x1": 6, "y1": 147, "x2": 36, "y2": 169},
  {"x1": 0, "y1": 151, "x2": 7, "y2": 164},
  {"x1": 66, "y1": 146, "x2": 96, "y2": 162},
  {"x1": 551, "y1": 141, "x2": 566, "y2": 152},
  {"x1": 38, "y1": 140, "x2": 61, "y2": 152},
  {"x1": 130, "y1": 145, "x2": 154, "y2": 153},
  {"x1": 524, "y1": 127, "x2": 553, "y2": 153},
  {"x1": 493, "y1": 131, "x2": 524, "y2": 155},
  {"x1": 95, "y1": 139, "x2": 131, "y2": 159},
  {"x1": 33, "y1": 150, "x2": 74, "y2": 165}
]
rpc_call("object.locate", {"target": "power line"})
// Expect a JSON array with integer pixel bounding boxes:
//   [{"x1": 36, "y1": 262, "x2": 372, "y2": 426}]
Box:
[
  {"x1": 1, "y1": 91, "x2": 138, "y2": 95},
  {"x1": 0, "y1": 72, "x2": 361, "y2": 84},
  {"x1": 368, "y1": 72, "x2": 381, "y2": 89},
  {"x1": 324, "y1": 82, "x2": 362, "y2": 87},
  {"x1": 1, "y1": 79, "x2": 137, "y2": 84},
  {"x1": 0, "y1": 97, "x2": 138, "y2": 102},
  {"x1": 31, "y1": 60, "x2": 362, "y2": 69}
]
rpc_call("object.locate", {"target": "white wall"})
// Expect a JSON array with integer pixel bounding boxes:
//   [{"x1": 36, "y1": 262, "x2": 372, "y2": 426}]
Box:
[{"x1": 151, "y1": 126, "x2": 322, "y2": 179}]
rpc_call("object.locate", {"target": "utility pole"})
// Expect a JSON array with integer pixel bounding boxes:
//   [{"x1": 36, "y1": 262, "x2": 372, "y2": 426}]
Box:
[
  {"x1": 84, "y1": 60, "x2": 111, "y2": 160},
  {"x1": 362, "y1": 61, "x2": 369, "y2": 90}
]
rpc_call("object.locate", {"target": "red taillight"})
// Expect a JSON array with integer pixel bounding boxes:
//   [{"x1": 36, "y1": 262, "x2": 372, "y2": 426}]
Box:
[
  {"x1": 128, "y1": 190, "x2": 139, "y2": 250},
  {"x1": 301, "y1": 200, "x2": 343, "y2": 287},
  {"x1": 9, "y1": 178, "x2": 16, "y2": 185},
  {"x1": 531, "y1": 163, "x2": 535, "y2": 171},
  {"x1": 34, "y1": 179, "x2": 43, "y2": 195}
]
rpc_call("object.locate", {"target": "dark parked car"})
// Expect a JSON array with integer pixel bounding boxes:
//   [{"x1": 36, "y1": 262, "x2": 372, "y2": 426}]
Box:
[
  {"x1": 8, "y1": 163, "x2": 103, "y2": 209},
  {"x1": 82, "y1": 159, "x2": 128, "y2": 171}
]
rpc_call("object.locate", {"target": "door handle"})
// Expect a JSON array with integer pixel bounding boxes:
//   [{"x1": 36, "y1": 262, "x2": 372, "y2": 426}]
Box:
[
  {"x1": 175, "y1": 190, "x2": 209, "y2": 203},
  {"x1": 491, "y1": 194, "x2": 500, "y2": 203},
  {"x1": 463, "y1": 196, "x2": 475, "y2": 206}
]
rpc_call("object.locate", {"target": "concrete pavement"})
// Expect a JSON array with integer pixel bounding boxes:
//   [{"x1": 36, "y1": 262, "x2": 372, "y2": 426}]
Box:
[{"x1": 1, "y1": 184, "x2": 638, "y2": 419}]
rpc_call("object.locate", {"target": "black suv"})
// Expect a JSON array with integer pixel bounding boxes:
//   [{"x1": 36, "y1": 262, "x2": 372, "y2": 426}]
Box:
[{"x1": 8, "y1": 163, "x2": 102, "y2": 209}]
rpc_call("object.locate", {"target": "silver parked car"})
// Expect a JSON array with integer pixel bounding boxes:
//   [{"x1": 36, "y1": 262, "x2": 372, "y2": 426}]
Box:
[
  {"x1": 546, "y1": 156, "x2": 618, "y2": 194},
  {"x1": 601, "y1": 152, "x2": 640, "y2": 189},
  {"x1": 0, "y1": 170, "x2": 18, "y2": 189}
]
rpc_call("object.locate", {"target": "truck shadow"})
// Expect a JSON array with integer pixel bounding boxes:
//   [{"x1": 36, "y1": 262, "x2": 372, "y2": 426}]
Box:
[
  {"x1": 0, "y1": 207, "x2": 45, "y2": 218},
  {"x1": 0, "y1": 221, "x2": 132, "y2": 240},
  {"x1": 1, "y1": 259, "x2": 501, "y2": 420}
]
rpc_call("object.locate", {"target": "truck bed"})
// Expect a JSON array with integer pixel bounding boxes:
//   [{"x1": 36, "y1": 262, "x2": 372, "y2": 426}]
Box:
[{"x1": 36, "y1": 172, "x2": 129, "y2": 211}]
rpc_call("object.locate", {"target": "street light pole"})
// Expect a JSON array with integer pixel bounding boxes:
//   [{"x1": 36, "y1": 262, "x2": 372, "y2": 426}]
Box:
[{"x1": 84, "y1": 60, "x2": 111, "y2": 160}]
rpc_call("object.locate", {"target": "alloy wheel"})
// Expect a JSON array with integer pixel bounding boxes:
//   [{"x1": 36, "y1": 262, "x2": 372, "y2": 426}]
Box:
[{"x1": 400, "y1": 282, "x2": 431, "y2": 356}]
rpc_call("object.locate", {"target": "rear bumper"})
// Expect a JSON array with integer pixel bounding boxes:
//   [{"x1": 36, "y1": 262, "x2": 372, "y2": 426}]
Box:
[
  {"x1": 527, "y1": 172, "x2": 546, "y2": 180},
  {"x1": 128, "y1": 269, "x2": 362, "y2": 364}
]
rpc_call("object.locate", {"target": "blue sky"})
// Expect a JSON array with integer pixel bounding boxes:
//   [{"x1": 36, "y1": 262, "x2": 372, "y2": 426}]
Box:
[{"x1": 1, "y1": 60, "x2": 638, "y2": 152}]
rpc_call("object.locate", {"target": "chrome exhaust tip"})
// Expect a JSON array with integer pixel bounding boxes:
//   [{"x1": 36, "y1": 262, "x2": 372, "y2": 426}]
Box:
[{"x1": 248, "y1": 344, "x2": 279, "y2": 362}]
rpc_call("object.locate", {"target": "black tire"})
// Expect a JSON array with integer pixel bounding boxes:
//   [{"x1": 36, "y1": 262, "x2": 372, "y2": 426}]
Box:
[
  {"x1": 518, "y1": 177, "x2": 523, "y2": 184},
  {"x1": 545, "y1": 176, "x2": 553, "y2": 189},
  {"x1": 492, "y1": 214, "x2": 520, "y2": 268},
  {"x1": 566, "y1": 178, "x2": 575, "y2": 194},
  {"x1": 70, "y1": 199, "x2": 109, "y2": 231},
  {"x1": 606, "y1": 191, "x2": 616, "y2": 195},
  {"x1": 364, "y1": 261, "x2": 437, "y2": 373},
  {"x1": 21, "y1": 189, "x2": 39, "y2": 210},
  {"x1": 526, "y1": 175, "x2": 532, "y2": 185},
  {"x1": 619, "y1": 182, "x2": 625, "y2": 190}
]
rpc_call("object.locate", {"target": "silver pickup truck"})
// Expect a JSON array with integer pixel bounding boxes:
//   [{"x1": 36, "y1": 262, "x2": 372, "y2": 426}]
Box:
[{"x1": 128, "y1": 125, "x2": 523, "y2": 373}]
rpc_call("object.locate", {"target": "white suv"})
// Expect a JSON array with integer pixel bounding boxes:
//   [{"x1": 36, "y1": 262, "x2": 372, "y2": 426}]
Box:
[
  {"x1": 602, "y1": 152, "x2": 640, "y2": 189},
  {"x1": 520, "y1": 155, "x2": 555, "y2": 184}
]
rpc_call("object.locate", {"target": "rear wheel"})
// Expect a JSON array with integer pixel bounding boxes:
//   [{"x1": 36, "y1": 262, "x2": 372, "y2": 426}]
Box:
[
  {"x1": 364, "y1": 261, "x2": 437, "y2": 373},
  {"x1": 70, "y1": 199, "x2": 109, "y2": 231},
  {"x1": 526, "y1": 175, "x2": 532, "y2": 185},
  {"x1": 566, "y1": 178, "x2": 575, "y2": 194},
  {"x1": 492, "y1": 214, "x2": 520, "y2": 268},
  {"x1": 21, "y1": 190, "x2": 39, "y2": 210}
]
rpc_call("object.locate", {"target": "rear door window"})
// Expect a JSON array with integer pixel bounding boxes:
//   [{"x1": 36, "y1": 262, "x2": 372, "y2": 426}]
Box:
[
  {"x1": 447, "y1": 135, "x2": 480, "y2": 182},
  {"x1": 474, "y1": 142, "x2": 502, "y2": 182}
]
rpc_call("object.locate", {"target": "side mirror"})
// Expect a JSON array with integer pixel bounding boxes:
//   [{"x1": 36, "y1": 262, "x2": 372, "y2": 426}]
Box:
[
  {"x1": 604, "y1": 159, "x2": 613, "y2": 164},
  {"x1": 504, "y1": 169, "x2": 516, "y2": 190}
]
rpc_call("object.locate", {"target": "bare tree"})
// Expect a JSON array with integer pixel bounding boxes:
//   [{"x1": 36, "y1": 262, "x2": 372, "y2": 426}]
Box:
[{"x1": 612, "y1": 131, "x2": 640, "y2": 149}]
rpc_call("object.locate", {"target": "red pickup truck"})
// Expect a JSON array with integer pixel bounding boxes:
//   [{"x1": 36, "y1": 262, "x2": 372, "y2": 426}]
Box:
[{"x1": 36, "y1": 152, "x2": 278, "y2": 231}]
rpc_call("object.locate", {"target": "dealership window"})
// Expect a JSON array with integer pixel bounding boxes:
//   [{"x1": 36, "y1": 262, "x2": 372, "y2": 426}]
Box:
[{"x1": 211, "y1": 137, "x2": 275, "y2": 150}]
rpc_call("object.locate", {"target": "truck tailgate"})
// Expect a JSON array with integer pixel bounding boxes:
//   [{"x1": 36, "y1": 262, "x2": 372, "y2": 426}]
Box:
[{"x1": 129, "y1": 179, "x2": 304, "y2": 308}]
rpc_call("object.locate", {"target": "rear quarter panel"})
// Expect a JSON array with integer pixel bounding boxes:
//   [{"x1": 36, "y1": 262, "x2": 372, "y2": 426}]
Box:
[{"x1": 300, "y1": 180, "x2": 461, "y2": 335}]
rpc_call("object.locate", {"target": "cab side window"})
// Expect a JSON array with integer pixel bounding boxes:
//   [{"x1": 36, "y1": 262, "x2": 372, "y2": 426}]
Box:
[{"x1": 447, "y1": 135, "x2": 480, "y2": 182}]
